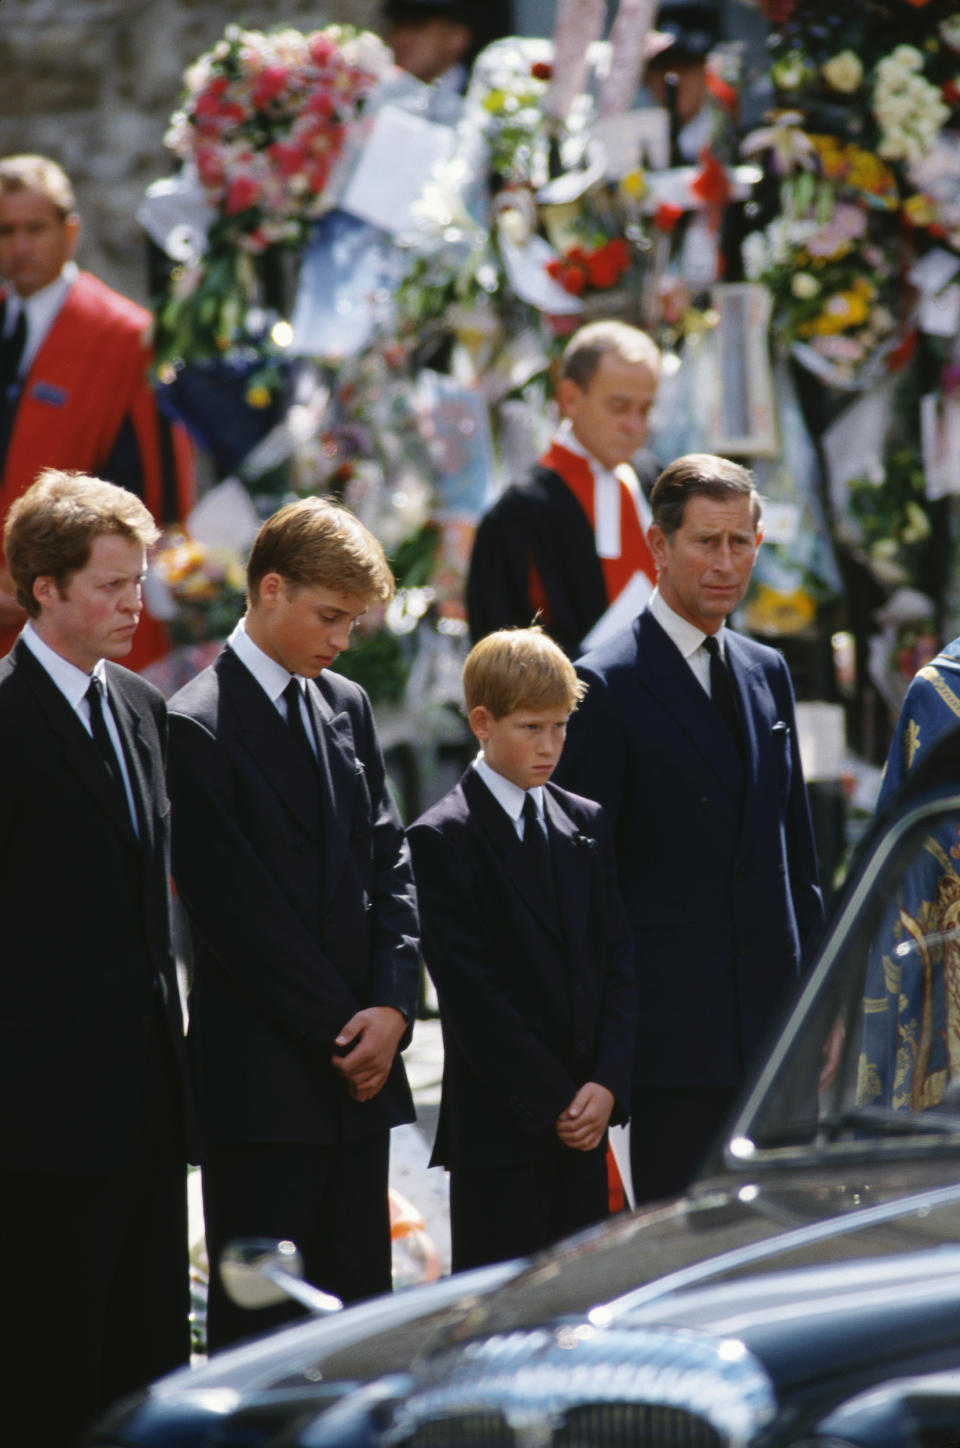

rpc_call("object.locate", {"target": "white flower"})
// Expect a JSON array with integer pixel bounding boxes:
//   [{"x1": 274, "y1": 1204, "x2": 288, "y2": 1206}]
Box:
[
  {"x1": 791, "y1": 271, "x2": 820, "y2": 299},
  {"x1": 890, "y1": 45, "x2": 923, "y2": 71},
  {"x1": 822, "y1": 51, "x2": 863, "y2": 94}
]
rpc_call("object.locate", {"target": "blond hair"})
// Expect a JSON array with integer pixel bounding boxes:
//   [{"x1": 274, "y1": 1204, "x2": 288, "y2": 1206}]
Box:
[
  {"x1": 463, "y1": 626, "x2": 587, "y2": 718},
  {"x1": 246, "y1": 497, "x2": 394, "y2": 607},
  {"x1": 0, "y1": 155, "x2": 76, "y2": 219},
  {"x1": 5, "y1": 469, "x2": 158, "y2": 616}
]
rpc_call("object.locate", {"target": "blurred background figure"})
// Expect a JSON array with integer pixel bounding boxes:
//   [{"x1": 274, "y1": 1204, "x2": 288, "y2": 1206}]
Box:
[{"x1": 384, "y1": 0, "x2": 510, "y2": 90}]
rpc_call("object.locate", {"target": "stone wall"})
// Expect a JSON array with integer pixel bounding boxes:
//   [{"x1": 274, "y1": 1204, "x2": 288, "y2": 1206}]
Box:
[{"x1": 0, "y1": 0, "x2": 383, "y2": 305}]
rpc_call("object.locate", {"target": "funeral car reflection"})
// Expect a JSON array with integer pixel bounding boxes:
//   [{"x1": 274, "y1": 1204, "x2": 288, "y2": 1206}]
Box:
[{"x1": 89, "y1": 733, "x2": 960, "y2": 1448}]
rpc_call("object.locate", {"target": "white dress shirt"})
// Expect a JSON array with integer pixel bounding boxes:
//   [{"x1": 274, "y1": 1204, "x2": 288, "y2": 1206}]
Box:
[
  {"x1": 21, "y1": 619, "x2": 139, "y2": 830},
  {"x1": 649, "y1": 587, "x2": 729, "y2": 700},
  {"x1": 473, "y1": 753, "x2": 545, "y2": 839},
  {"x1": 2, "y1": 260, "x2": 78, "y2": 377},
  {"x1": 228, "y1": 617, "x2": 317, "y2": 757}
]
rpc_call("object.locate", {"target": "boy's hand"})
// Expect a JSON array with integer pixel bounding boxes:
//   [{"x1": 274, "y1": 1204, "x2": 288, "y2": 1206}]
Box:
[
  {"x1": 555, "y1": 1082, "x2": 614, "y2": 1152},
  {"x1": 331, "y1": 1006, "x2": 407, "y2": 1102}
]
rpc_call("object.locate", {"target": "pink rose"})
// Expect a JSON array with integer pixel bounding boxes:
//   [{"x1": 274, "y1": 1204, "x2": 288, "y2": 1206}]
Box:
[
  {"x1": 252, "y1": 65, "x2": 289, "y2": 108},
  {"x1": 225, "y1": 175, "x2": 261, "y2": 214}
]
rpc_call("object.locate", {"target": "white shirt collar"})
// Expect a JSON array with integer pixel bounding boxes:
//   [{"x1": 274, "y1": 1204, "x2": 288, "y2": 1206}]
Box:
[
  {"x1": 21, "y1": 619, "x2": 106, "y2": 708},
  {"x1": 4, "y1": 261, "x2": 78, "y2": 373},
  {"x1": 649, "y1": 587, "x2": 727, "y2": 662},
  {"x1": 228, "y1": 616, "x2": 300, "y2": 708},
  {"x1": 473, "y1": 752, "x2": 545, "y2": 829}
]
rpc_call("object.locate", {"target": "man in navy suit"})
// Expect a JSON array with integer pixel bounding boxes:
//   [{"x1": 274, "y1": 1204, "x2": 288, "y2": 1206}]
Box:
[
  {"x1": 0, "y1": 468, "x2": 193, "y2": 1445},
  {"x1": 556, "y1": 453, "x2": 823, "y2": 1205},
  {"x1": 167, "y1": 498, "x2": 419, "y2": 1349}
]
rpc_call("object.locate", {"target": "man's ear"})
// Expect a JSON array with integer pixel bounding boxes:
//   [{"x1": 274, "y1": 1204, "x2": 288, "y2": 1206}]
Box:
[
  {"x1": 647, "y1": 523, "x2": 667, "y2": 571},
  {"x1": 468, "y1": 704, "x2": 491, "y2": 742},
  {"x1": 32, "y1": 574, "x2": 59, "y2": 609},
  {"x1": 257, "y1": 572, "x2": 284, "y2": 609},
  {"x1": 64, "y1": 213, "x2": 81, "y2": 261},
  {"x1": 555, "y1": 376, "x2": 582, "y2": 421}
]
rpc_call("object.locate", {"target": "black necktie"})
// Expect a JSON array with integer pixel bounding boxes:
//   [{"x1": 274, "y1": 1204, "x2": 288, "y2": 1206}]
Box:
[
  {"x1": 703, "y1": 635, "x2": 744, "y2": 755},
  {"x1": 85, "y1": 677, "x2": 126, "y2": 791},
  {"x1": 522, "y1": 792, "x2": 557, "y2": 910},
  {"x1": 283, "y1": 677, "x2": 317, "y2": 765},
  {"x1": 0, "y1": 308, "x2": 26, "y2": 395}
]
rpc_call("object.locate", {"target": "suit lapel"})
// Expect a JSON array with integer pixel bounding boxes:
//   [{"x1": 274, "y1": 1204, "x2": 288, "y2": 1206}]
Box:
[
  {"x1": 104, "y1": 667, "x2": 154, "y2": 854},
  {"x1": 220, "y1": 649, "x2": 323, "y2": 843},
  {"x1": 462, "y1": 768, "x2": 565, "y2": 944},
  {"x1": 543, "y1": 786, "x2": 590, "y2": 953},
  {"x1": 14, "y1": 641, "x2": 139, "y2": 844},
  {"x1": 304, "y1": 679, "x2": 355, "y2": 905},
  {"x1": 635, "y1": 611, "x2": 743, "y2": 796}
]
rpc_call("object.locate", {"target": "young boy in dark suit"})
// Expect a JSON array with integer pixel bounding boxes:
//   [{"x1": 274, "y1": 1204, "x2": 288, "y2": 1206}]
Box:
[{"x1": 407, "y1": 626, "x2": 636, "y2": 1270}]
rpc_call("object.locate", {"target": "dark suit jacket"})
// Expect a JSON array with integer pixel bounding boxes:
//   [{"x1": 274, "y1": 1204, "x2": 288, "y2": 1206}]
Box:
[
  {"x1": 0, "y1": 637, "x2": 192, "y2": 1174},
  {"x1": 556, "y1": 609, "x2": 824, "y2": 1090},
  {"x1": 166, "y1": 646, "x2": 419, "y2": 1150},
  {"x1": 407, "y1": 769, "x2": 636, "y2": 1170}
]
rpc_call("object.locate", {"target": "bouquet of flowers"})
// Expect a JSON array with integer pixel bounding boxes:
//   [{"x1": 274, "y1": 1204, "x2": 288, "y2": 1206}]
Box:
[
  {"x1": 740, "y1": 0, "x2": 960, "y2": 388},
  {"x1": 151, "y1": 531, "x2": 248, "y2": 646},
  {"x1": 155, "y1": 23, "x2": 391, "y2": 369}
]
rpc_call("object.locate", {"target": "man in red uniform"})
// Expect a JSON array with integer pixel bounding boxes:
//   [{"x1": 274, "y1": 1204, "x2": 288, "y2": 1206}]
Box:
[
  {"x1": 466, "y1": 320, "x2": 662, "y2": 657},
  {"x1": 0, "y1": 154, "x2": 194, "y2": 668}
]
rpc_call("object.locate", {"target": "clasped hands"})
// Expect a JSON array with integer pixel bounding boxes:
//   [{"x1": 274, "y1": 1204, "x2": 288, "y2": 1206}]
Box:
[
  {"x1": 555, "y1": 1081, "x2": 614, "y2": 1152},
  {"x1": 331, "y1": 1005, "x2": 407, "y2": 1102}
]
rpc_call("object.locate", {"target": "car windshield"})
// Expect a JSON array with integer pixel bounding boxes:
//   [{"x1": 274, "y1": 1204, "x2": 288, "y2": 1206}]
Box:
[{"x1": 732, "y1": 789, "x2": 960, "y2": 1158}]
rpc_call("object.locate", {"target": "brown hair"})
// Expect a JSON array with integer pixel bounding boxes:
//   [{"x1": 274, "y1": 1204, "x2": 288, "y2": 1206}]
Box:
[
  {"x1": 463, "y1": 626, "x2": 587, "y2": 719},
  {"x1": 561, "y1": 319, "x2": 660, "y2": 392},
  {"x1": 5, "y1": 468, "x2": 159, "y2": 617},
  {"x1": 651, "y1": 453, "x2": 763, "y2": 537},
  {"x1": 0, "y1": 155, "x2": 76, "y2": 219},
  {"x1": 246, "y1": 497, "x2": 394, "y2": 608}
]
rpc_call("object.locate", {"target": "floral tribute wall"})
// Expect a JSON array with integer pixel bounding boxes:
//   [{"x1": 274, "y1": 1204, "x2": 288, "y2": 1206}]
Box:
[
  {"x1": 738, "y1": 0, "x2": 960, "y2": 732},
  {"x1": 143, "y1": 0, "x2": 960, "y2": 764}
]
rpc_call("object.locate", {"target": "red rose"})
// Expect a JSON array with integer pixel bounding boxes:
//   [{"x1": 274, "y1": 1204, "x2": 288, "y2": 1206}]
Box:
[
  {"x1": 268, "y1": 142, "x2": 305, "y2": 178},
  {"x1": 562, "y1": 264, "x2": 588, "y2": 295},
  {"x1": 690, "y1": 151, "x2": 730, "y2": 206},
  {"x1": 531, "y1": 61, "x2": 553, "y2": 80},
  {"x1": 585, "y1": 246, "x2": 620, "y2": 289},
  {"x1": 225, "y1": 176, "x2": 261, "y2": 215},
  {"x1": 654, "y1": 202, "x2": 684, "y2": 233},
  {"x1": 943, "y1": 79, "x2": 960, "y2": 106},
  {"x1": 545, "y1": 258, "x2": 563, "y2": 280},
  {"x1": 252, "y1": 65, "x2": 289, "y2": 109}
]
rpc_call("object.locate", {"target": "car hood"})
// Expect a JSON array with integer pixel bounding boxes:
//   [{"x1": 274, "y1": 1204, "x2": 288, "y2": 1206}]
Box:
[{"x1": 121, "y1": 1154, "x2": 960, "y2": 1423}]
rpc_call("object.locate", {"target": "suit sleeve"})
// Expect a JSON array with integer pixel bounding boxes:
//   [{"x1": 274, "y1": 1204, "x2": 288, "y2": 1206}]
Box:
[
  {"x1": 586, "y1": 804, "x2": 638, "y2": 1123},
  {"x1": 355, "y1": 689, "x2": 421, "y2": 1025},
  {"x1": 776, "y1": 654, "x2": 825, "y2": 961},
  {"x1": 408, "y1": 820, "x2": 580, "y2": 1134},
  {"x1": 554, "y1": 664, "x2": 629, "y2": 834},
  {"x1": 167, "y1": 709, "x2": 362, "y2": 1048},
  {"x1": 466, "y1": 497, "x2": 536, "y2": 644}
]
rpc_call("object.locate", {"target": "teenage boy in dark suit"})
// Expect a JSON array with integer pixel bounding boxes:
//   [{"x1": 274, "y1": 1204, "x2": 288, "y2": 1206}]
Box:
[
  {"x1": 407, "y1": 626, "x2": 636, "y2": 1271},
  {"x1": 0, "y1": 468, "x2": 193, "y2": 1446},
  {"x1": 166, "y1": 497, "x2": 420, "y2": 1348}
]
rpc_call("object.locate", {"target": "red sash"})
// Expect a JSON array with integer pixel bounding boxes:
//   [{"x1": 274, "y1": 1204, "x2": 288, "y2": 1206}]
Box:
[{"x1": 540, "y1": 442, "x2": 657, "y2": 607}]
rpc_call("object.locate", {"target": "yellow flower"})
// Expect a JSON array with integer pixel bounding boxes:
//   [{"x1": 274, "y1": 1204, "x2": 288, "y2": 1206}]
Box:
[
  {"x1": 619, "y1": 169, "x2": 647, "y2": 201},
  {"x1": 246, "y1": 383, "x2": 272, "y2": 409}
]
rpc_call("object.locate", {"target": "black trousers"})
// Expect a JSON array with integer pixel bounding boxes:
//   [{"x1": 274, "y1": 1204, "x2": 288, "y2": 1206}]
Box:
[
  {"x1": 0, "y1": 1011, "x2": 189, "y2": 1448},
  {"x1": 202, "y1": 1133, "x2": 392, "y2": 1351},
  {"x1": 449, "y1": 1138, "x2": 609, "y2": 1272},
  {"x1": 629, "y1": 1084, "x2": 737, "y2": 1207}
]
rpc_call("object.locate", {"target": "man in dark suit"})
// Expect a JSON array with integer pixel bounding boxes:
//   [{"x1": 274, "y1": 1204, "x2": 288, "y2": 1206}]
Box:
[
  {"x1": 0, "y1": 468, "x2": 192, "y2": 1446},
  {"x1": 166, "y1": 497, "x2": 420, "y2": 1350},
  {"x1": 408, "y1": 626, "x2": 636, "y2": 1270},
  {"x1": 556, "y1": 453, "x2": 824, "y2": 1206},
  {"x1": 466, "y1": 319, "x2": 661, "y2": 656}
]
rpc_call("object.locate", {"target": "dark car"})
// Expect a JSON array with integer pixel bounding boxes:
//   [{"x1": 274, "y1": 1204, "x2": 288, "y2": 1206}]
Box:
[{"x1": 89, "y1": 735, "x2": 960, "y2": 1448}]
